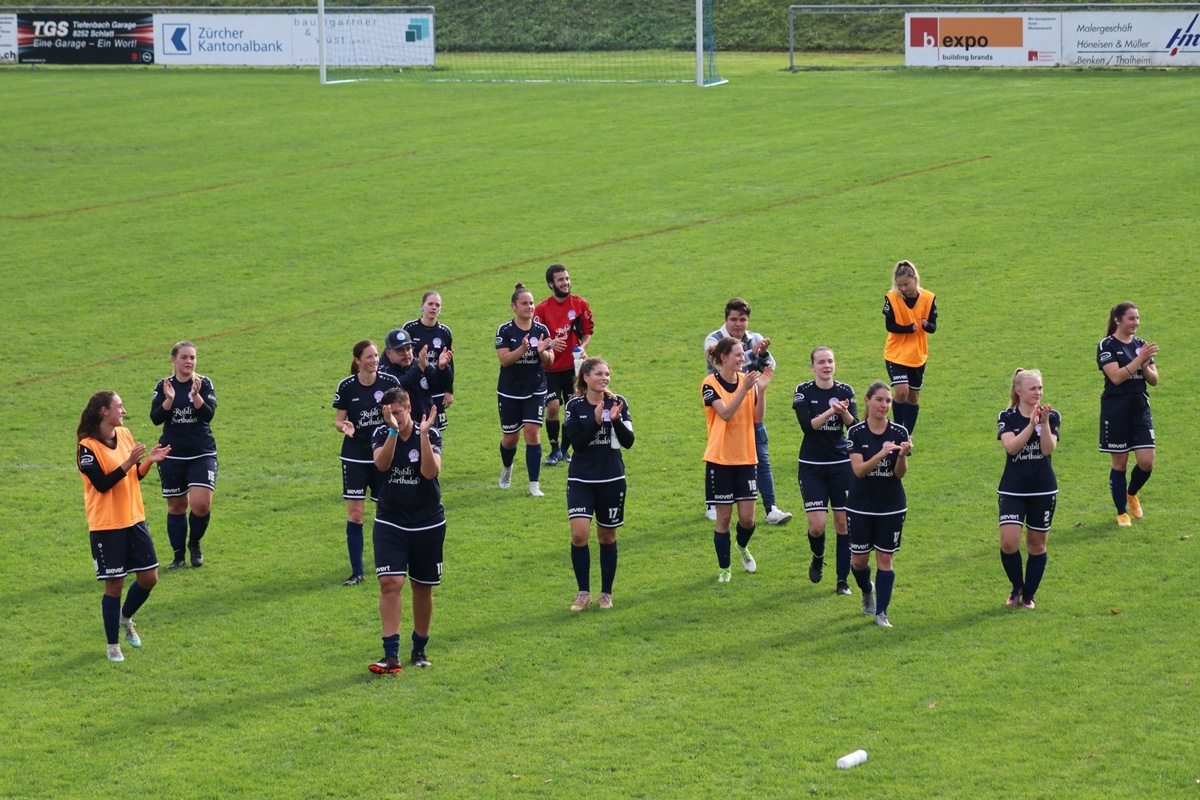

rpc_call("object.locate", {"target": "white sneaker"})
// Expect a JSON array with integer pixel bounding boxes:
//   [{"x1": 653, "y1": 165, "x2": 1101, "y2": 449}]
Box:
[
  {"x1": 704, "y1": 506, "x2": 717, "y2": 522},
  {"x1": 498, "y1": 465, "x2": 512, "y2": 489},
  {"x1": 717, "y1": 568, "x2": 732, "y2": 583},
  {"x1": 107, "y1": 643, "x2": 125, "y2": 662},
  {"x1": 737, "y1": 545, "x2": 757, "y2": 573},
  {"x1": 529, "y1": 481, "x2": 544, "y2": 497},
  {"x1": 120, "y1": 615, "x2": 141, "y2": 648},
  {"x1": 765, "y1": 506, "x2": 793, "y2": 525}
]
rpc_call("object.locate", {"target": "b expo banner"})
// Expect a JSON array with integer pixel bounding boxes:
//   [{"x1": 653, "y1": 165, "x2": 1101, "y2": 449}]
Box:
[
  {"x1": 906, "y1": 13, "x2": 1061, "y2": 66},
  {"x1": 154, "y1": 13, "x2": 435, "y2": 66},
  {"x1": 906, "y1": 10, "x2": 1200, "y2": 67},
  {"x1": 16, "y1": 13, "x2": 154, "y2": 64}
]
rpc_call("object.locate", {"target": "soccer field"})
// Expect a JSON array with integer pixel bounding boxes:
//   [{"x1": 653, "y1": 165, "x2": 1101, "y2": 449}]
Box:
[{"x1": 1, "y1": 55, "x2": 1197, "y2": 797}]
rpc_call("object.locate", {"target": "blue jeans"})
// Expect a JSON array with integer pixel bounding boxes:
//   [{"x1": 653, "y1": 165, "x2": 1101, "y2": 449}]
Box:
[{"x1": 755, "y1": 422, "x2": 776, "y2": 510}]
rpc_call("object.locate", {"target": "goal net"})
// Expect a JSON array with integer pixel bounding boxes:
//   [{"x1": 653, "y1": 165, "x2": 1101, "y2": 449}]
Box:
[{"x1": 319, "y1": 0, "x2": 724, "y2": 85}]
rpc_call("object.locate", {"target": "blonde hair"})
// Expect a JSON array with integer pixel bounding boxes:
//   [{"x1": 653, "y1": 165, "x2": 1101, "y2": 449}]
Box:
[
  {"x1": 1009, "y1": 368, "x2": 1043, "y2": 408},
  {"x1": 892, "y1": 260, "x2": 920, "y2": 291}
]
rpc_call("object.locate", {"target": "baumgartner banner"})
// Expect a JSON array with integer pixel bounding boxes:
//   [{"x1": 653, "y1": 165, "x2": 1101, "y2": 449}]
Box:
[
  {"x1": 154, "y1": 13, "x2": 434, "y2": 66},
  {"x1": 906, "y1": 13, "x2": 1061, "y2": 66},
  {"x1": 1062, "y1": 11, "x2": 1200, "y2": 67}
]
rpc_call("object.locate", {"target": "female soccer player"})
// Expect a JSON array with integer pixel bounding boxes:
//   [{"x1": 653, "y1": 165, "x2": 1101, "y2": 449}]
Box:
[
  {"x1": 793, "y1": 346, "x2": 857, "y2": 595},
  {"x1": 562, "y1": 357, "x2": 634, "y2": 611},
  {"x1": 1098, "y1": 301, "x2": 1159, "y2": 527},
  {"x1": 78, "y1": 391, "x2": 171, "y2": 661},
  {"x1": 403, "y1": 291, "x2": 455, "y2": 434},
  {"x1": 703, "y1": 336, "x2": 773, "y2": 583},
  {"x1": 150, "y1": 341, "x2": 218, "y2": 569},
  {"x1": 846, "y1": 381, "x2": 911, "y2": 628},
  {"x1": 997, "y1": 368, "x2": 1060, "y2": 609},
  {"x1": 495, "y1": 282, "x2": 560, "y2": 497},
  {"x1": 882, "y1": 260, "x2": 938, "y2": 435},
  {"x1": 368, "y1": 387, "x2": 444, "y2": 674},
  {"x1": 334, "y1": 339, "x2": 401, "y2": 586}
]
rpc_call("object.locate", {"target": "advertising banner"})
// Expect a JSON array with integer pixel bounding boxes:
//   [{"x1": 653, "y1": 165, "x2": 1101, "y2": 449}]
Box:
[
  {"x1": 1, "y1": 14, "x2": 16, "y2": 64},
  {"x1": 17, "y1": 13, "x2": 154, "y2": 64},
  {"x1": 154, "y1": 13, "x2": 434, "y2": 67},
  {"x1": 1061, "y1": 10, "x2": 1200, "y2": 66},
  {"x1": 155, "y1": 14, "x2": 293, "y2": 66},
  {"x1": 906, "y1": 13, "x2": 1061, "y2": 66}
]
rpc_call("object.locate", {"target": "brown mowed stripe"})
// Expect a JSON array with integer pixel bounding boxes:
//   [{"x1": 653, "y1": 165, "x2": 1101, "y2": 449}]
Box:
[
  {"x1": 3, "y1": 155, "x2": 990, "y2": 389},
  {"x1": 4, "y1": 152, "x2": 422, "y2": 221}
]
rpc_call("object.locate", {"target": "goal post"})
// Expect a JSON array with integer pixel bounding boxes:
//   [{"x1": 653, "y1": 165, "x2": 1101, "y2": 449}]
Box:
[
  {"x1": 317, "y1": 2, "x2": 436, "y2": 84},
  {"x1": 319, "y1": 0, "x2": 725, "y2": 85}
]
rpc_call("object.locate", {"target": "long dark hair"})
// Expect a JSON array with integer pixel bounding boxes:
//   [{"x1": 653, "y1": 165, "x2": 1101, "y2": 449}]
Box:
[
  {"x1": 350, "y1": 339, "x2": 375, "y2": 376},
  {"x1": 511, "y1": 282, "x2": 532, "y2": 305},
  {"x1": 1107, "y1": 302, "x2": 1137, "y2": 337},
  {"x1": 77, "y1": 391, "x2": 116, "y2": 442}
]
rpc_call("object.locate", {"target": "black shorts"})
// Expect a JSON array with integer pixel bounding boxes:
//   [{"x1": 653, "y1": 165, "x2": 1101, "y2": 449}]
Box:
[
  {"x1": 705, "y1": 462, "x2": 758, "y2": 505},
  {"x1": 91, "y1": 522, "x2": 158, "y2": 580},
  {"x1": 998, "y1": 493, "x2": 1057, "y2": 532},
  {"x1": 847, "y1": 510, "x2": 906, "y2": 554},
  {"x1": 885, "y1": 360, "x2": 926, "y2": 392},
  {"x1": 544, "y1": 369, "x2": 576, "y2": 407},
  {"x1": 1099, "y1": 393, "x2": 1155, "y2": 453},
  {"x1": 372, "y1": 518, "x2": 446, "y2": 585},
  {"x1": 498, "y1": 394, "x2": 545, "y2": 435},
  {"x1": 567, "y1": 478, "x2": 626, "y2": 528},
  {"x1": 158, "y1": 455, "x2": 218, "y2": 497},
  {"x1": 799, "y1": 461, "x2": 853, "y2": 512},
  {"x1": 342, "y1": 459, "x2": 381, "y2": 502}
]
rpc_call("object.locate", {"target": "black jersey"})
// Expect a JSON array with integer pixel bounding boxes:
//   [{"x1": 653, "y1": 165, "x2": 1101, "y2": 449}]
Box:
[
  {"x1": 1097, "y1": 335, "x2": 1153, "y2": 398},
  {"x1": 333, "y1": 372, "x2": 401, "y2": 462},
  {"x1": 150, "y1": 374, "x2": 217, "y2": 458},
  {"x1": 846, "y1": 420, "x2": 909, "y2": 514},
  {"x1": 378, "y1": 359, "x2": 440, "y2": 424},
  {"x1": 495, "y1": 319, "x2": 551, "y2": 398},
  {"x1": 793, "y1": 380, "x2": 857, "y2": 464},
  {"x1": 370, "y1": 424, "x2": 444, "y2": 529},
  {"x1": 564, "y1": 394, "x2": 633, "y2": 483},
  {"x1": 997, "y1": 407, "x2": 1060, "y2": 496},
  {"x1": 404, "y1": 318, "x2": 454, "y2": 398}
]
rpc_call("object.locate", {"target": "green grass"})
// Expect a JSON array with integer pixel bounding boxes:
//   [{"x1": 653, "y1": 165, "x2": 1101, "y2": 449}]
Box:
[{"x1": 1, "y1": 54, "x2": 1197, "y2": 797}]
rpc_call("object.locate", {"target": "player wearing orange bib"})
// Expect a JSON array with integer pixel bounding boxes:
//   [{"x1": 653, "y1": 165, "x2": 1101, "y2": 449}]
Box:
[
  {"x1": 882, "y1": 260, "x2": 938, "y2": 435},
  {"x1": 77, "y1": 391, "x2": 171, "y2": 662},
  {"x1": 703, "y1": 336, "x2": 773, "y2": 583}
]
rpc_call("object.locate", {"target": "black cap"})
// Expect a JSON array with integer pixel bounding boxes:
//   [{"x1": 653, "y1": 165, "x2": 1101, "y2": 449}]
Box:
[{"x1": 384, "y1": 329, "x2": 413, "y2": 350}]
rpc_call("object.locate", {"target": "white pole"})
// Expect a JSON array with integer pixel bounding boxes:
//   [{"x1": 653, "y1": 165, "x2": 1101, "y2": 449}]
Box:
[
  {"x1": 317, "y1": 0, "x2": 327, "y2": 84},
  {"x1": 695, "y1": 0, "x2": 703, "y2": 86}
]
